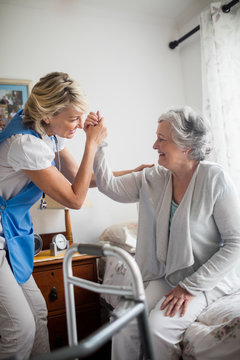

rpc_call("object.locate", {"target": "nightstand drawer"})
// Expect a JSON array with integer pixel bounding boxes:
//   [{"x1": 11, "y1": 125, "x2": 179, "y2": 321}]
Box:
[
  {"x1": 34, "y1": 260, "x2": 99, "y2": 313},
  {"x1": 33, "y1": 252, "x2": 101, "y2": 351},
  {"x1": 48, "y1": 307, "x2": 100, "y2": 349}
]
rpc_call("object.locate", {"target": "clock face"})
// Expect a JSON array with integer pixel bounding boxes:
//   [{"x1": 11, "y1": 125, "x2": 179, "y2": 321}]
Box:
[{"x1": 54, "y1": 234, "x2": 67, "y2": 250}]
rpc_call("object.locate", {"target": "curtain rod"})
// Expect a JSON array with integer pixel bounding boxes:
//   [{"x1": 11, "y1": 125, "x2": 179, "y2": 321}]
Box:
[{"x1": 169, "y1": 0, "x2": 239, "y2": 49}]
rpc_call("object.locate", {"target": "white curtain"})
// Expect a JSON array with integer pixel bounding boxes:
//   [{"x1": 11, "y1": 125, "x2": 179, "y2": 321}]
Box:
[{"x1": 200, "y1": 1, "x2": 240, "y2": 194}]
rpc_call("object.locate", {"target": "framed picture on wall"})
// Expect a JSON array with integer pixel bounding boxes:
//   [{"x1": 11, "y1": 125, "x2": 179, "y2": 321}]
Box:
[{"x1": 0, "y1": 78, "x2": 32, "y2": 131}]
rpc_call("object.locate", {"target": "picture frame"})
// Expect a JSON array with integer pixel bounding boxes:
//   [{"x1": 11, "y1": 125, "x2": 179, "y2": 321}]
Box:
[{"x1": 0, "y1": 78, "x2": 32, "y2": 131}]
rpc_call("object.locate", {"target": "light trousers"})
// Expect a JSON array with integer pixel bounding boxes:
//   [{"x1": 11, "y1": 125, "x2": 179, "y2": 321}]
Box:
[
  {"x1": 0, "y1": 250, "x2": 50, "y2": 360},
  {"x1": 111, "y1": 279, "x2": 209, "y2": 360}
]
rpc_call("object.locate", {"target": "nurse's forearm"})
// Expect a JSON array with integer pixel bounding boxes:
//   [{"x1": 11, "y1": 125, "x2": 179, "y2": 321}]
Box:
[{"x1": 71, "y1": 142, "x2": 98, "y2": 206}]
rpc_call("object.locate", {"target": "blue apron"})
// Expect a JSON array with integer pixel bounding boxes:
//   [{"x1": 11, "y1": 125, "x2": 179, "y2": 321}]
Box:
[{"x1": 0, "y1": 110, "x2": 43, "y2": 284}]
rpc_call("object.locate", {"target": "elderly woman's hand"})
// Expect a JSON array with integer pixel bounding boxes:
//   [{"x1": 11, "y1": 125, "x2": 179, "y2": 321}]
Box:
[{"x1": 160, "y1": 285, "x2": 195, "y2": 317}]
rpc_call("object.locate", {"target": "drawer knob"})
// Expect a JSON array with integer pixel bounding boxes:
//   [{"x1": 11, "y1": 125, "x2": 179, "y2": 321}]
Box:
[{"x1": 49, "y1": 287, "x2": 58, "y2": 301}]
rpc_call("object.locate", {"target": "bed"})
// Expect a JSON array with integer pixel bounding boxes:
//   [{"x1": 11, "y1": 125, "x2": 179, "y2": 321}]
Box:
[{"x1": 97, "y1": 221, "x2": 240, "y2": 359}]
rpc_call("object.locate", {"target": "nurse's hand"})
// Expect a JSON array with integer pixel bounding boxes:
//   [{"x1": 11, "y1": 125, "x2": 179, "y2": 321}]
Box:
[
  {"x1": 160, "y1": 285, "x2": 194, "y2": 317},
  {"x1": 84, "y1": 111, "x2": 100, "y2": 131},
  {"x1": 133, "y1": 164, "x2": 154, "y2": 172},
  {"x1": 86, "y1": 117, "x2": 107, "y2": 147}
]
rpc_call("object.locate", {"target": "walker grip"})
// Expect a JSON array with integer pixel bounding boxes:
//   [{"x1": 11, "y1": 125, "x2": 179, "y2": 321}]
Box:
[{"x1": 77, "y1": 243, "x2": 104, "y2": 256}]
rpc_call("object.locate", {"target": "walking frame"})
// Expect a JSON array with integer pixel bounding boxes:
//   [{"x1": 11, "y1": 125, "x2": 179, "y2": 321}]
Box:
[{"x1": 31, "y1": 243, "x2": 156, "y2": 360}]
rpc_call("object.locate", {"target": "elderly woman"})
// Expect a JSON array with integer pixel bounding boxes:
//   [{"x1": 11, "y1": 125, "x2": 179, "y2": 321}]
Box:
[{"x1": 90, "y1": 106, "x2": 240, "y2": 359}]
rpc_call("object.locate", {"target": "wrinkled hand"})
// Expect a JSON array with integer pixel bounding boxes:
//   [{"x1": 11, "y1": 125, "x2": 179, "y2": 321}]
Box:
[
  {"x1": 133, "y1": 164, "x2": 154, "y2": 172},
  {"x1": 161, "y1": 285, "x2": 195, "y2": 317}
]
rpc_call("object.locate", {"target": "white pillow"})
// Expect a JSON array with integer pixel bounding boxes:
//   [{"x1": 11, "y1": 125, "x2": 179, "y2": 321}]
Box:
[
  {"x1": 99, "y1": 221, "x2": 137, "y2": 253},
  {"x1": 197, "y1": 290, "x2": 240, "y2": 325}
]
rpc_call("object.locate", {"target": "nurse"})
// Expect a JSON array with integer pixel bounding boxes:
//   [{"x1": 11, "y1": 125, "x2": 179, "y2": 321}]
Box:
[{"x1": 0, "y1": 71, "x2": 108, "y2": 359}]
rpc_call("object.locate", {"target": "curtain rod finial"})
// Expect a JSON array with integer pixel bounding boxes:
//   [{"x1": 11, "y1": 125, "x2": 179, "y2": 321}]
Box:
[
  {"x1": 222, "y1": 4, "x2": 231, "y2": 12},
  {"x1": 222, "y1": 0, "x2": 239, "y2": 13},
  {"x1": 169, "y1": 40, "x2": 178, "y2": 49}
]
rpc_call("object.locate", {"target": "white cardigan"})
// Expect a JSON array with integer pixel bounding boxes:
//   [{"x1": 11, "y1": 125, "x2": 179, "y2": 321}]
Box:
[{"x1": 94, "y1": 144, "x2": 240, "y2": 302}]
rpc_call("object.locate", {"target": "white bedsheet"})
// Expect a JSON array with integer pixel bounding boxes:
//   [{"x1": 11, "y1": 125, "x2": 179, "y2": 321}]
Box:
[
  {"x1": 100, "y1": 255, "x2": 132, "y2": 308},
  {"x1": 183, "y1": 291, "x2": 240, "y2": 359}
]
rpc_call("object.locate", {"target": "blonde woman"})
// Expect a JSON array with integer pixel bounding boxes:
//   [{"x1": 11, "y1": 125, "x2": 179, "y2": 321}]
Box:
[
  {"x1": 0, "y1": 70, "x2": 136, "y2": 360},
  {"x1": 0, "y1": 72, "x2": 108, "y2": 359}
]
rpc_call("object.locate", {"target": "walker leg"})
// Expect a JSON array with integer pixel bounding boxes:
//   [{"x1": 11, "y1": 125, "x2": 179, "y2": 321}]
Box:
[{"x1": 137, "y1": 306, "x2": 156, "y2": 360}]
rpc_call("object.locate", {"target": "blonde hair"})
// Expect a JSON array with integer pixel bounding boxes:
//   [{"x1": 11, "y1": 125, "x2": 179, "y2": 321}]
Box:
[{"x1": 23, "y1": 72, "x2": 88, "y2": 134}]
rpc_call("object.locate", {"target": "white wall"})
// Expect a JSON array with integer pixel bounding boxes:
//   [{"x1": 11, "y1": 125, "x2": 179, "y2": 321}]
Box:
[
  {"x1": 0, "y1": 0, "x2": 199, "y2": 244},
  {"x1": 177, "y1": 17, "x2": 203, "y2": 113},
  {"x1": 176, "y1": 0, "x2": 212, "y2": 112}
]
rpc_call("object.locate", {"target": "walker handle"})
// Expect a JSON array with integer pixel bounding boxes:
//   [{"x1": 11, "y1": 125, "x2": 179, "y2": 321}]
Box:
[{"x1": 77, "y1": 243, "x2": 104, "y2": 257}]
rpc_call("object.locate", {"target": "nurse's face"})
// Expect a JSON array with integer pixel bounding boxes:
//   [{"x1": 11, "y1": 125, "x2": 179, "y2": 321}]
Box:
[{"x1": 45, "y1": 106, "x2": 84, "y2": 138}]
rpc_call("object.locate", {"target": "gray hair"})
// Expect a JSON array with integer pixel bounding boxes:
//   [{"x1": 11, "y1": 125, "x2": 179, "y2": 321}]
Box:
[{"x1": 158, "y1": 106, "x2": 212, "y2": 161}]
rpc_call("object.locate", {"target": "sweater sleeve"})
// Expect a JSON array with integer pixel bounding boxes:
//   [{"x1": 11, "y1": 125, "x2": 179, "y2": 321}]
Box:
[
  {"x1": 180, "y1": 171, "x2": 240, "y2": 295},
  {"x1": 93, "y1": 143, "x2": 142, "y2": 203}
]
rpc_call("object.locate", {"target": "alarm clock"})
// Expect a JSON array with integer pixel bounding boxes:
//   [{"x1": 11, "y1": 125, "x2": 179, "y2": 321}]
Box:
[
  {"x1": 34, "y1": 234, "x2": 43, "y2": 256},
  {"x1": 50, "y1": 234, "x2": 69, "y2": 256}
]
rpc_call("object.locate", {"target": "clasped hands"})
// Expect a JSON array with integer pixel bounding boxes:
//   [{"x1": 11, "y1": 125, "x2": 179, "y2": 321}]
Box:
[
  {"x1": 161, "y1": 285, "x2": 195, "y2": 317},
  {"x1": 84, "y1": 111, "x2": 102, "y2": 130}
]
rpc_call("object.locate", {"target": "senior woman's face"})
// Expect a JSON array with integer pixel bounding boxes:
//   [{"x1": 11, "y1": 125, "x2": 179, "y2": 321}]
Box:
[
  {"x1": 153, "y1": 121, "x2": 185, "y2": 171},
  {"x1": 45, "y1": 105, "x2": 84, "y2": 138}
]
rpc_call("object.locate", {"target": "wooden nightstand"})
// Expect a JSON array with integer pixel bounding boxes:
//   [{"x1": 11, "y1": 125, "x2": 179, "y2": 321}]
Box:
[{"x1": 33, "y1": 234, "x2": 101, "y2": 352}]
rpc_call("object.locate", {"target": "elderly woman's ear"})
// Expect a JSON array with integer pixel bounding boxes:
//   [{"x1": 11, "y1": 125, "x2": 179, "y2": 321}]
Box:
[{"x1": 183, "y1": 148, "x2": 191, "y2": 155}]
